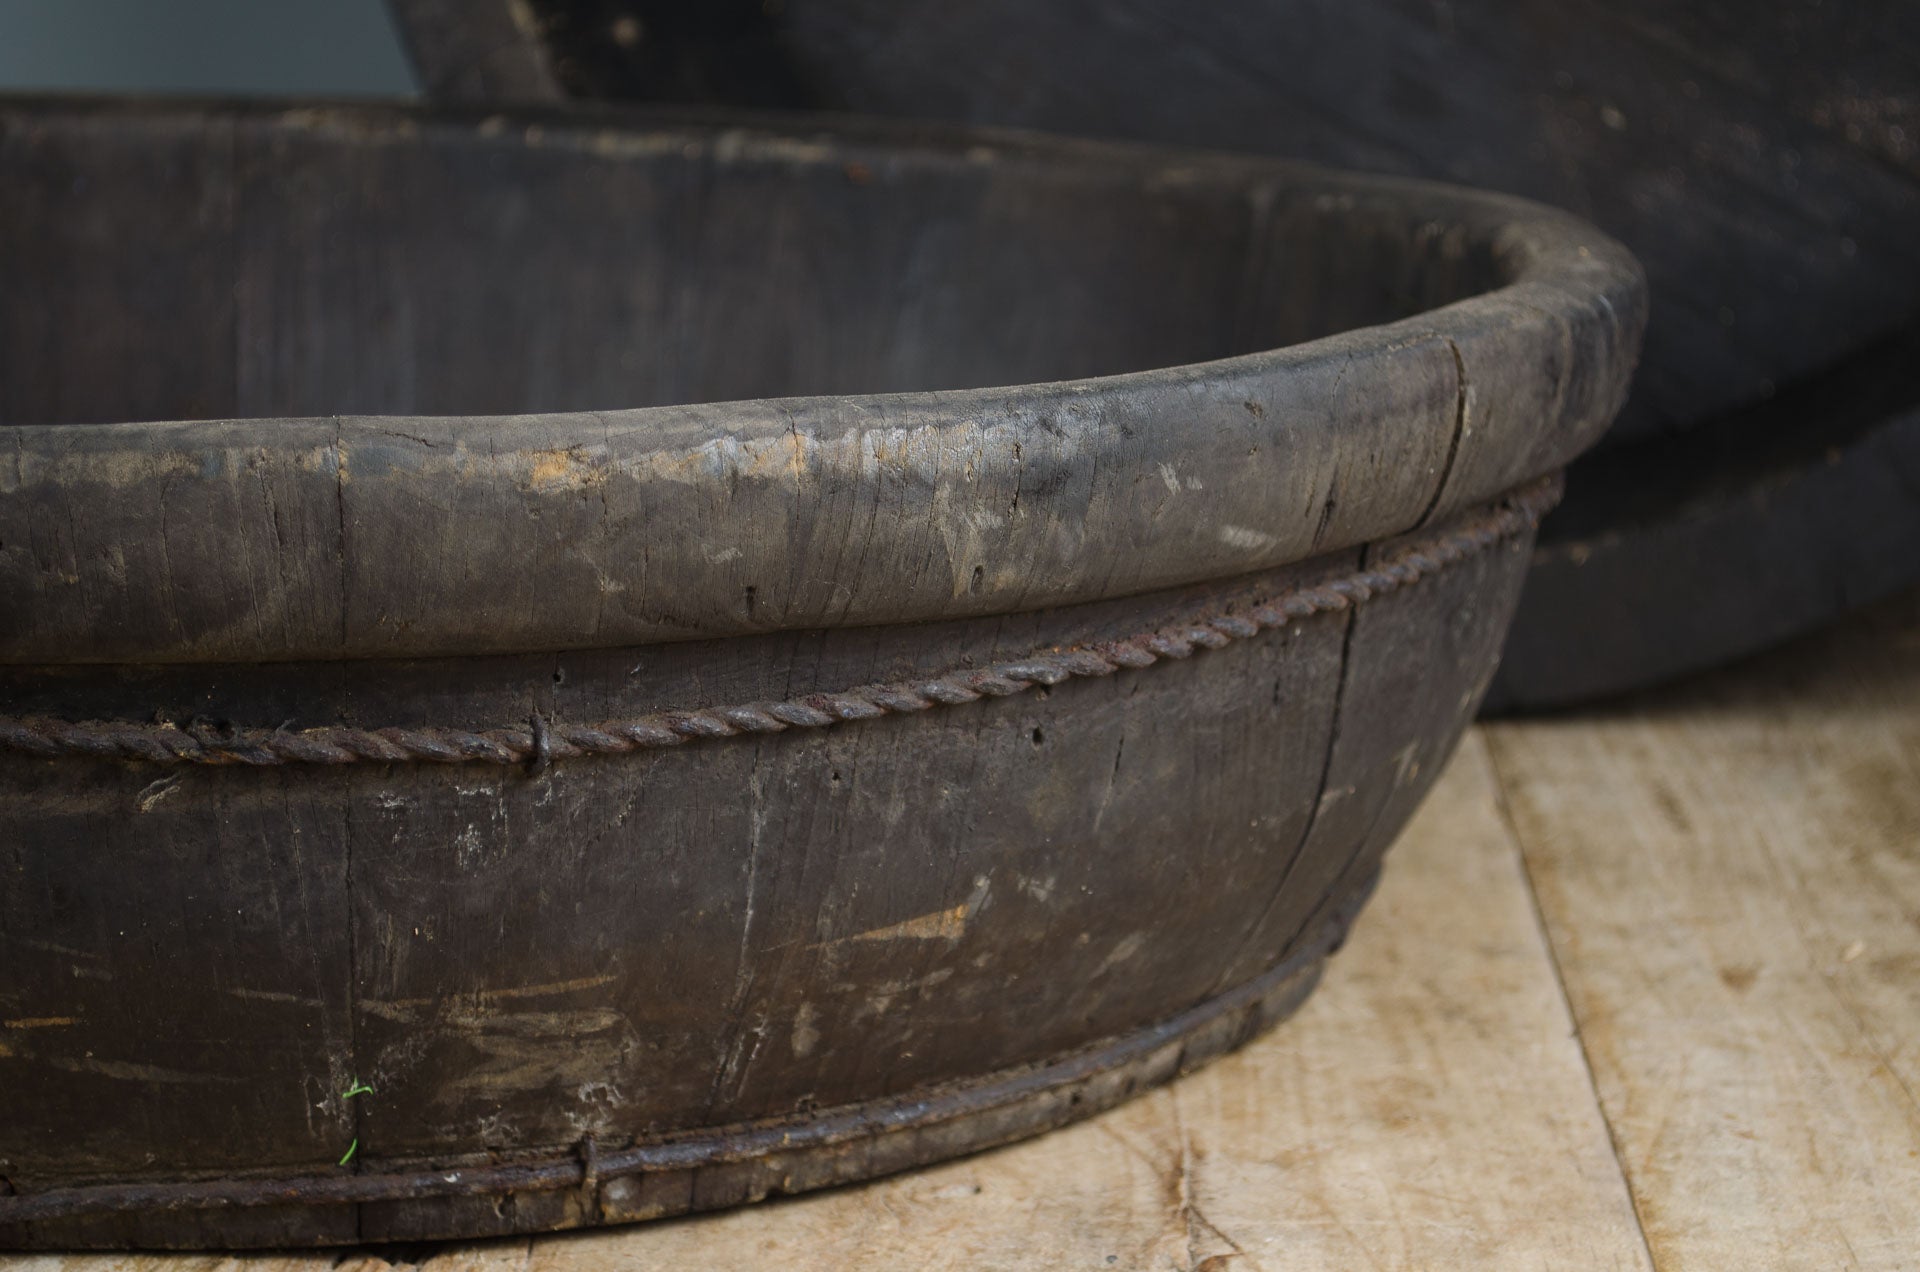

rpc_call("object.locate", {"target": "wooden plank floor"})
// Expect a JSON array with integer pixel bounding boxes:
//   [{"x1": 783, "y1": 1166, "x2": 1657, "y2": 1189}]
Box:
[
  {"x1": 10, "y1": 589, "x2": 1917, "y2": 1271},
  {"x1": 1484, "y1": 588, "x2": 1920, "y2": 1269}
]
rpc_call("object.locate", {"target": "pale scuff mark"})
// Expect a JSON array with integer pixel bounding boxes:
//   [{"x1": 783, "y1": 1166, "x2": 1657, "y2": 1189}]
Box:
[
  {"x1": 135, "y1": 775, "x2": 181, "y2": 812},
  {"x1": 525, "y1": 446, "x2": 608, "y2": 493},
  {"x1": 482, "y1": 973, "x2": 619, "y2": 1000},
  {"x1": 708, "y1": 128, "x2": 839, "y2": 167},
  {"x1": 359, "y1": 972, "x2": 619, "y2": 1020},
  {"x1": 841, "y1": 902, "x2": 971, "y2": 944},
  {"x1": 790, "y1": 1001, "x2": 820, "y2": 1058},
  {"x1": 274, "y1": 107, "x2": 419, "y2": 141},
  {"x1": 28, "y1": 446, "x2": 201, "y2": 488},
  {"x1": 848, "y1": 875, "x2": 997, "y2": 951},
  {"x1": 19, "y1": 938, "x2": 97, "y2": 960},
  {"x1": 1018, "y1": 874, "x2": 1058, "y2": 903},
  {"x1": 820, "y1": 880, "x2": 986, "y2": 948},
  {"x1": 1096, "y1": 931, "x2": 1149, "y2": 977},
  {"x1": 1220, "y1": 524, "x2": 1279, "y2": 551},
  {"x1": 454, "y1": 823, "x2": 486, "y2": 870},
  {"x1": 1318, "y1": 784, "x2": 1356, "y2": 814},
  {"x1": 851, "y1": 967, "x2": 958, "y2": 1023},
  {"x1": 568, "y1": 1078, "x2": 626, "y2": 1138},
  {"x1": 584, "y1": 127, "x2": 705, "y2": 160},
  {"x1": 424, "y1": 1008, "x2": 636, "y2": 1106},
  {"x1": 4, "y1": 1015, "x2": 78, "y2": 1029},
  {"x1": 47, "y1": 1056, "x2": 243, "y2": 1085},
  {"x1": 1391, "y1": 739, "x2": 1423, "y2": 787},
  {"x1": 227, "y1": 987, "x2": 324, "y2": 1007},
  {"x1": 356, "y1": 999, "x2": 419, "y2": 1024},
  {"x1": 855, "y1": 967, "x2": 957, "y2": 1000}
]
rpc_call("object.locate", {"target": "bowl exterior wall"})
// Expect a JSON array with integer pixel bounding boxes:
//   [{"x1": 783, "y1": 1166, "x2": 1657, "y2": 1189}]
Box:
[{"x1": 0, "y1": 496, "x2": 1536, "y2": 1249}]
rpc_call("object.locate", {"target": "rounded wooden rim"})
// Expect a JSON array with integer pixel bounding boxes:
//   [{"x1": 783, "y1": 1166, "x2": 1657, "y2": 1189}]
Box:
[{"x1": 0, "y1": 98, "x2": 1645, "y2": 664}]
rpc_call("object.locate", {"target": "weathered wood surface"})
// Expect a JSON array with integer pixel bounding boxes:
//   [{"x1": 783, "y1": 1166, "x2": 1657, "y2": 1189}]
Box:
[
  {"x1": 530, "y1": 734, "x2": 1656, "y2": 1271},
  {"x1": 514, "y1": 0, "x2": 1920, "y2": 449},
  {"x1": 1489, "y1": 328, "x2": 1920, "y2": 710},
  {"x1": 387, "y1": 0, "x2": 561, "y2": 102},
  {"x1": 1485, "y1": 590, "x2": 1920, "y2": 1266},
  {"x1": 0, "y1": 494, "x2": 1548, "y2": 1249},
  {"x1": 0, "y1": 734, "x2": 1655, "y2": 1270},
  {"x1": 0, "y1": 98, "x2": 1638, "y2": 1246},
  {"x1": 13, "y1": 589, "x2": 1917, "y2": 1266},
  {"x1": 0, "y1": 98, "x2": 1639, "y2": 664},
  {"x1": 486, "y1": 0, "x2": 1920, "y2": 707}
]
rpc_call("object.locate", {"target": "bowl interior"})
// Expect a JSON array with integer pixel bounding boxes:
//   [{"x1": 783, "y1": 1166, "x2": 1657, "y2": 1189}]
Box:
[{"x1": 2, "y1": 103, "x2": 1501, "y2": 426}]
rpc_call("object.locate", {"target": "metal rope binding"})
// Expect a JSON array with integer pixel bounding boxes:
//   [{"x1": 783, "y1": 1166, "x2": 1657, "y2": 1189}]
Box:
[{"x1": 0, "y1": 476, "x2": 1559, "y2": 769}]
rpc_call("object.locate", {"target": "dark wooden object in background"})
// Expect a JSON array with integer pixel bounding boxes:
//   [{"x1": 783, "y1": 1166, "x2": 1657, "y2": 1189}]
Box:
[
  {"x1": 387, "y1": 0, "x2": 563, "y2": 102},
  {"x1": 0, "y1": 98, "x2": 1641, "y2": 1247},
  {"x1": 463, "y1": 0, "x2": 1920, "y2": 708}
]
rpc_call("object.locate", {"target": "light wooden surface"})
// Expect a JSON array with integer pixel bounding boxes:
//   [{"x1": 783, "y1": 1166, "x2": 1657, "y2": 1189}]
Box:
[
  {"x1": 1484, "y1": 589, "x2": 1920, "y2": 1269},
  {"x1": 10, "y1": 589, "x2": 1917, "y2": 1271}
]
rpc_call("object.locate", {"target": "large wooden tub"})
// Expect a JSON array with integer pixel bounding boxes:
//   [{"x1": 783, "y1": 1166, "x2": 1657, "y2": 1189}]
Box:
[{"x1": 0, "y1": 98, "x2": 1643, "y2": 1248}]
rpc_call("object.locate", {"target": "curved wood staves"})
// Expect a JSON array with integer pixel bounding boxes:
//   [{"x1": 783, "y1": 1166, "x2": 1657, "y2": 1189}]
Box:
[{"x1": 0, "y1": 98, "x2": 1641, "y2": 1248}]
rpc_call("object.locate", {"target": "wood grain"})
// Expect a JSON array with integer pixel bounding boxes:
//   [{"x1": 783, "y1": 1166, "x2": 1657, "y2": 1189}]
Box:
[
  {"x1": 0, "y1": 495, "x2": 1543, "y2": 1248},
  {"x1": 1486, "y1": 589, "x2": 1920, "y2": 1268},
  {"x1": 525, "y1": 0, "x2": 1920, "y2": 448},
  {"x1": 10, "y1": 592, "x2": 1915, "y2": 1265},
  {"x1": 2, "y1": 94, "x2": 1638, "y2": 1248},
  {"x1": 503, "y1": 0, "x2": 1920, "y2": 709},
  {"x1": 1, "y1": 730, "x2": 1648, "y2": 1269},
  {"x1": 0, "y1": 97, "x2": 1641, "y2": 665}
]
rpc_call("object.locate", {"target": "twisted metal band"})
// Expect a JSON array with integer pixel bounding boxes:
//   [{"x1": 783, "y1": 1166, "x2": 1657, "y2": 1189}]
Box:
[{"x1": 0, "y1": 476, "x2": 1558, "y2": 769}]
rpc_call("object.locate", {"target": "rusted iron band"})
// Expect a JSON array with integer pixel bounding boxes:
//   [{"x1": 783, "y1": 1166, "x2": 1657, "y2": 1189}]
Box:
[
  {"x1": 0, "y1": 868, "x2": 1375, "y2": 1226},
  {"x1": 0, "y1": 476, "x2": 1558, "y2": 769}
]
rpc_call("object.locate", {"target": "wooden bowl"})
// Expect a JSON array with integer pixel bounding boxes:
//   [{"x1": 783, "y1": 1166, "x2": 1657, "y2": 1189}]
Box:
[
  {"x1": 0, "y1": 98, "x2": 1642, "y2": 1248},
  {"x1": 471, "y1": 0, "x2": 1920, "y2": 710}
]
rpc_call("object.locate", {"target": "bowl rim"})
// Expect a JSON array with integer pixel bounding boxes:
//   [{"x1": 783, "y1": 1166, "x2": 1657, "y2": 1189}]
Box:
[{"x1": 0, "y1": 96, "x2": 1646, "y2": 664}]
